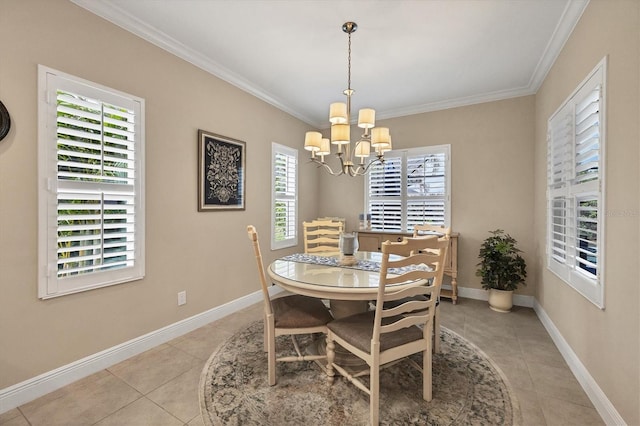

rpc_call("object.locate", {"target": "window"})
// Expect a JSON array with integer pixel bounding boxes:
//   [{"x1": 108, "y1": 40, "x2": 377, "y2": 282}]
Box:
[
  {"x1": 38, "y1": 66, "x2": 145, "y2": 299},
  {"x1": 365, "y1": 145, "x2": 450, "y2": 232},
  {"x1": 271, "y1": 143, "x2": 298, "y2": 249},
  {"x1": 546, "y1": 57, "x2": 606, "y2": 308}
]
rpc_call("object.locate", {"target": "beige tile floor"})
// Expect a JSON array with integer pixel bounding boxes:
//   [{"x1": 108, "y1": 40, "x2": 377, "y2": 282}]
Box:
[{"x1": 0, "y1": 298, "x2": 604, "y2": 426}]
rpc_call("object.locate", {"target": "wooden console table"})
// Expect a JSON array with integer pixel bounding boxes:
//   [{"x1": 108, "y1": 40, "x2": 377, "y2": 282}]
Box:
[{"x1": 357, "y1": 230, "x2": 459, "y2": 304}]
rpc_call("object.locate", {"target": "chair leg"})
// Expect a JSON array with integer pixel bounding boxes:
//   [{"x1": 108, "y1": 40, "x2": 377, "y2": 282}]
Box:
[
  {"x1": 326, "y1": 333, "x2": 335, "y2": 383},
  {"x1": 266, "y1": 318, "x2": 276, "y2": 386},
  {"x1": 434, "y1": 305, "x2": 441, "y2": 353},
  {"x1": 423, "y1": 339, "x2": 433, "y2": 402},
  {"x1": 370, "y1": 361, "x2": 380, "y2": 425},
  {"x1": 263, "y1": 314, "x2": 268, "y2": 353}
]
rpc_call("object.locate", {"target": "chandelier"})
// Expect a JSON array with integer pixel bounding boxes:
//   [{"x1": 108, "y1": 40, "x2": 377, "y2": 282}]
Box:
[{"x1": 304, "y1": 22, "x2": 392, "y2": 177}]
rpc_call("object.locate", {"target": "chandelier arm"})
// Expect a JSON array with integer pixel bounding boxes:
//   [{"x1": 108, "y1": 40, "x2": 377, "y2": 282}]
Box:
[
  {"x1": 356, "y1": 156, "x2": 385, "y2": 175},
  {"x1": 308, "y1": 158, "x2": 342, "y2": 176},
  {"x1": 348, "y1": 165, "x2": 362, "y2": 177},
  {"x1": 307, "y1": 156, "x2": 346, "y2": 176}
]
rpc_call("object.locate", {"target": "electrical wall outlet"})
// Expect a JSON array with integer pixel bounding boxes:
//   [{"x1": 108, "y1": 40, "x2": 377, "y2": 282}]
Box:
[{"x1": 177, "y1": 291, "x2": 187, "y2": 306}]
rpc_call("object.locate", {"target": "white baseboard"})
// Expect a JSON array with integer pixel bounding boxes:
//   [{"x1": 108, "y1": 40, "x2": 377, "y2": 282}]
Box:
[
  {"x1": 0, "y1": 287, "x2": 282, "y2": 414},
  {"x1": 452, "y1": 287, "x2": 622, "y2": 423},
  {"x1": 533, "y1": 301, "x2": 626, "y2": 425}
]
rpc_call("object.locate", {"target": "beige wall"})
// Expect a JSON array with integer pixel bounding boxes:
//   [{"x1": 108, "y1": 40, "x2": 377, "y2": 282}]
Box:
[
  {"x1": 533, "y1": 1, "x2": 639, "y2": 424},
  {"x1": 0, "y1": 0, "x2": 318, "y2": 388},
  {"x1": 319, "y1": 96, "x2": 537, "y2": 295}
]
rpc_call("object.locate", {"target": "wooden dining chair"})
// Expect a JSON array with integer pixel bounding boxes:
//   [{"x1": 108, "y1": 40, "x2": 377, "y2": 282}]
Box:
[
  {"x1": 246, "y1": 225, "x2": 333, "y2": 386},
  {"x1": 413, "y1": 224, "x2": 451, "y2": 354},
  {"x1": 412, "y1": 223, "x2": 451, "y2": 239},
  {"x1": 325, "y1": 236, "x2": 448, "y2": 425},
  {"x1": 302, "y1": 219, "x2": 344, "y2": 255}
]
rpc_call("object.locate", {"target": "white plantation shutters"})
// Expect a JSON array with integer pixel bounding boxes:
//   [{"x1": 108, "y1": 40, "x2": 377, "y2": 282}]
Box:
[
  {"x1": 406, "y1": 151, "x2": 447, "y2": 228},
  {"x1": 546, "y1": 58, "x2": 605, "y2": 308},
  {"x1": 548, "y1": 103, "x2": 572, "y2": 265},
  {"x1": 38, "y1": 66, "x2": 145, "y2": 298},
  {"x1": 366, "y1": 145, "x2": 450, "y2": 232},
  {"x1": 368, "y1": 156, "x2": 402, "y2": 231},
  {"x1": 272, "y1": 143, "x2": 298, "y2": 249}
]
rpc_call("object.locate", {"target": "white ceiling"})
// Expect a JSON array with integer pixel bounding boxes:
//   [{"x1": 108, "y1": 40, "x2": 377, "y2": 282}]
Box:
[{"x1": 72, "y1": 0, "x2": 588, "y2": 128}]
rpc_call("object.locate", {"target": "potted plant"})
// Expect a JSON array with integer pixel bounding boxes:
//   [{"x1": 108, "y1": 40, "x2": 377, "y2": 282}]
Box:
[{"x1": 476, "y1": 229, "x2": 527, "y2": 312}]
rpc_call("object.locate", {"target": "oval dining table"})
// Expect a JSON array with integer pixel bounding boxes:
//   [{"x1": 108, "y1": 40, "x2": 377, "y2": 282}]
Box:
[{"x1": 267, "y1": 251, "x2": 428, "y2": 319}]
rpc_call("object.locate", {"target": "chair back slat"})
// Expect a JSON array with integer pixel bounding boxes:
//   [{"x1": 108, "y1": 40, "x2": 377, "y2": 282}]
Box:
[
  {"x1": 413, "y1": 224, "x2": 451, "y2": 239},
  {"x1": 380, "y1": 312, "x2": 431, "y2": 334},
  {"x1": 382, "y1": 285, "x2": 436, "y2": 301},
  {"x1": 386, "y1": 251, "x2": 443, "y2": 268},
  {"x1": 304, "y1": 229, "x2": 342, "y2": 236},
  {"x1": 380, "y1": 299, "x2": 431, "y2": 318},
  {"x1": 383, "y1": 270, "x2": 432, "y2": 285},
  {"x1": 307, "y1": 235, "x2": 342, "y2": 243},
  {"x1": 307, "y1": 246, "x2": 340, "y2": 254}
]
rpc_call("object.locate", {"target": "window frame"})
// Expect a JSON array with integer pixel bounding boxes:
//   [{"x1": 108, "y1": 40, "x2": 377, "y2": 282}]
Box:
[
  {"x1": 364, "y1": 144, "x2": 451, "y2": 232},
  {"x1": 37, "y1": 65, "x2": 145, "y2": 299},
  {"x1": 271, "y1": 142, "x2": 298, "y2": 250},
  {"x1": 546, "y1": 57, "x2": 606, "y2": 309}
]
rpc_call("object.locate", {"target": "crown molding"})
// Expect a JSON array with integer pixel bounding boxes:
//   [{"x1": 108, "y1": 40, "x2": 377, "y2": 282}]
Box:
[
  {"x1": 70, "y1": 0, "x2": 319, "y2": 127},
  {"x1": 376, "y1": 86, "x2": 537, "y2": 122},
  {"x1": 377, "y1": 0, "x2": 590, "y2": 122},
  {"x1": 71, "y1": 0, "x2": 589, "y2": 128},
  {"x1": 527, "y1": 0, "x2": 590, "y2": 91}
]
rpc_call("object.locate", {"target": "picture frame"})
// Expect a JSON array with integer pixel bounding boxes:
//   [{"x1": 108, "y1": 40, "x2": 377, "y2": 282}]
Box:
[{"x1": 198, "y1": 130, "x2": 246, "y2": 211}]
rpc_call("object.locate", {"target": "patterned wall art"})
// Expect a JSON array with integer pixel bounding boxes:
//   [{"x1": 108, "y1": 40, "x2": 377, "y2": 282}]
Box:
[{"x1": 198, "y1": 130, "x2": 246, "y2": 211}]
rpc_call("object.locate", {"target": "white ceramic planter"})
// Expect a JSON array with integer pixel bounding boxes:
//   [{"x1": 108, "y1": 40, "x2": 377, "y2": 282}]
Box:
[{"x1": 488, "y1": 289, "x2": 513, "y2": 313}]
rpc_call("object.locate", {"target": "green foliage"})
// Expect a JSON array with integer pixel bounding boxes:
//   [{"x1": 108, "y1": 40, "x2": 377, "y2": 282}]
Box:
[{"x1": 476, "y1": 229, "x2": 527, "y2": 291}]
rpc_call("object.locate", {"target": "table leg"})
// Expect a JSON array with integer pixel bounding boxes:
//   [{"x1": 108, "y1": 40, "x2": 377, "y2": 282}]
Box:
[
  {"x1": 325, "y1": 299, "x2": 371, "y2": 371},
  {"x1": 306, "y1": 299, "x2": 372, "y2": 372},
  {"x1": 329, "y1": 300, "x2": 369, "y2": 319}
]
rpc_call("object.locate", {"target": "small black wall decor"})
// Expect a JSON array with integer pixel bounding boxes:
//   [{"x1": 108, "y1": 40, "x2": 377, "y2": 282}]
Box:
[{"x1": 198, "y1": 130, "x2": 246, "y2": 211}]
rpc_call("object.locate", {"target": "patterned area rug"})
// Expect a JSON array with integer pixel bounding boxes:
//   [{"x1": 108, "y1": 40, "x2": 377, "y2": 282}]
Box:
[{"x1": 199, "y1": 321, "x2": 519, "y2": 425}]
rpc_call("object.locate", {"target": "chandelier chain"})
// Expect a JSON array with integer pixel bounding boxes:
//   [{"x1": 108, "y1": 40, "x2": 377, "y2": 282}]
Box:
[{"x1": 347, "y1": 32, "x2": 352, "y2": 91}]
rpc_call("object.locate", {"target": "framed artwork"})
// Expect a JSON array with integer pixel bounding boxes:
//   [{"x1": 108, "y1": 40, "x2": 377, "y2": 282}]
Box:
[{"x1": 198, "y1": 130, "x2": 246, "y2": 211}]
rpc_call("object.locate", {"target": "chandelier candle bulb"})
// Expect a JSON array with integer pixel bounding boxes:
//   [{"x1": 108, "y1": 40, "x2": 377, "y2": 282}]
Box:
[
  {"x1": 377, "y1": 137, "x2": 392, "y2": 154},
  {"x1": 355, "y1": 140, "x2": 371, "y2": 160},
  {"x1": 382, "y1": 138, "x2": 393, "y2": 153}
]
